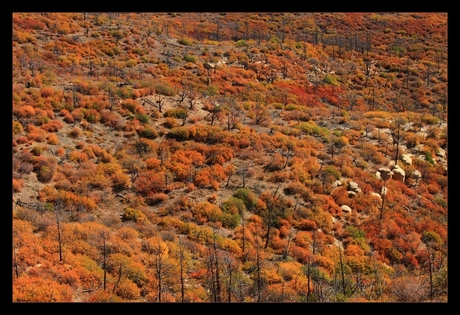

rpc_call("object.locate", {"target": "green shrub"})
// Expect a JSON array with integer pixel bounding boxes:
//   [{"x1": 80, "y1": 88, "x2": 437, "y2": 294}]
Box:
[
  {"x1": 345, "y1": 225, "x2": 366, "y2": 239},
  {"x1": 152, "y1": 80, "x2": 175, "y2": 96},
  {"x1": 184, "y1": 54, "x2": 197, "y2": 63},
  {"x1": 115, "y1": 86, "x2": 134, "y2": 99},
  {"x1": 13, "y1": 121, "x2": 23, "y2": 135},
  {"x1": 202, "y1": 84, "x2": 219, "y2": 97},
  {"x1": 424, "y1": 150, "x2": 434, "y2": 164},
  {"x1": 434, "y1": 195, "x2": 447, "y2": 208},
  {"x1": 132, "y1": 47, "x2": 147, "y2": 56},
  {"x1": 121, "y1": 207, "x2": 146, "y2": 222},
  {"x1": 271, "y1": 102, "x2": 284, "y2": 110},
  {"x1": 178, "y1": 38, "x2": 193, "y2": 46},
  {"x1": 37, "y1": 165, "x2": 53, "y2": 182},
  {"x1": 34, "y1": 115, "x2": 50, "y2": 126},
  {"x1": 31, "y1": 145, "x2": 43, "y2": 156},
  {"x1": 285, "y1": 104, "x2": 299, "y2": 111},
  {"x1": 233, "y1": 188, "x2": 258, "y2": 211},
  {"x1": 165, "y1": 108, "x2": 187, "y2": 120},
  {"x1": 167, "y1": 126, "x2": 190, "y2": 141},
  {"x1": 323, "y1": 74, "x2": 340, "y2": 86},
  {"x1": 221, "y1": 197, "x2": 247, "y2": 215},
  {"x1": 126, "y1": 59, "x2": 138, "y2": 67},
  {"x1": 140, "y1": 127, "x2": 158, "y2": 139},
  {"x1": 135, "y1": 113, "x2": 149, "y2": 124},
  {"x1": 235, "y1": 39, "x2": 248, "y2": 47},
  {"x1": 219, "y1": 212, "x2": 240, "y2": 229},
  {"x1": 325, "y1": 165, "x2": 341, "y2": 180},
  {"x1": 112, "y1": 46, "x2": 122, "y2": 55},
  {"x1": 421, "y1": 114, "x2": 440, "y2": 125}
]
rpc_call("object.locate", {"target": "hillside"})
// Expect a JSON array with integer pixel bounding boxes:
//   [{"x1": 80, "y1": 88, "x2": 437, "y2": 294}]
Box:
[{"x1": 12, "y1": 12, "x2": 448, "y2": 302}]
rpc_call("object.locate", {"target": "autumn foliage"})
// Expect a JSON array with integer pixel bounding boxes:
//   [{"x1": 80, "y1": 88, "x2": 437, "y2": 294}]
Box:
[{"x1": 12, "y1": 12, "x2": 447, "y2": 302}]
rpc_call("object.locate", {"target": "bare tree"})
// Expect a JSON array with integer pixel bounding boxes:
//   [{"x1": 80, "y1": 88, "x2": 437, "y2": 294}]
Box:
[
  {"x1": 134, "y1": 138, "x2": 151, "y2": 157},
  {"x1": 251, "y1": 239, "x2": 267, "y2": 302},
  {"x1": 206, "y1": 234, "x2": 222, "y2": 302},
  {"x1": 177, "y1": 237, "x2": 187, "y2": 302},
  {"x1": 112, "y1": 264, "x2": 123, "y2": 294},
  {"x1": 97, "y1": 229, "x2": 111, "y2": 291},
  {"x1": 389, "y1": 117, "x2": 407, "y2": 166},
  {"x1": 282, "y1": 140, "x2": 295, "y2": 169},
  {"x1": 221, "y1": 253, "x2": 239, "y2": 302},
  {"x1": 122, "y1": 157, "x2": 145, "y2": 185},
  {"x1": 154, "y1": 93, "x2": 166, "y2": 113},
  {"x1": 53, "y1": 199, "x2": 65, "y2": 262},
  {"x1": 157, "y1": 137, "x2": 170, "y2": 166},
  {"x1": 223, "y1": 98, "x2": 242, "y2": 131},
  {"x1": 237, "y1": 161, "x2": 252, "y2": 188},
  {"x1": 204, "y1": 100, "x2": 224, "y2": 126},
  {"x1": 153, "y1": 240, "x2": 175, "y2": 302},
  {"x1": 338, "y1": 245, "x2": 346, "y2": 296},
  {"x1": 252, "y1": 102, "x2": 269, "y2": 126},
  {"x1": 264, "y1": 185, "x2": 282, "y2": 249}
]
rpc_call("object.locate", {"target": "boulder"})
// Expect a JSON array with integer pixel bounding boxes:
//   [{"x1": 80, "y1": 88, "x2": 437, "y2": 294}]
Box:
[
  {"x1": 414, "y1": 144, "x2": 425, "y2": 152},
  {"x1": 348, "y1": 181, "x2": 359, "y2": 191},
  {"x1": 381, "y1": 186, "x2": 388, "y2": 195},
  {"x1": 436, "y1": 148, "x2": 446, "y2": 159},
  {"x1": 348, "y1": 191, "x2": 357, "y2": 197},
  {"x1": 348, "y1": 181, "x2": 361, "y2": 193},
  {"x1": 401, "y1": 154, "x2": 412, "y2": 165},
  {"x1": 378, "y1": 167, "x2": 393, "y2": 181},
  {"x1": 341, "y1": 205, "x2": 352, "y2": 213},
  {"x1": 332, "y1": 180, "x2": 343, "y2": 188},
  {"x1": 203, "y1": 62, "x2": 215, "y2": 70},
  {"x1": 411, "y1": 169, "x2": 422, "y2": 180},
  {"x1": 392, "y1": 165, "x2": 405, "y2": 182}
]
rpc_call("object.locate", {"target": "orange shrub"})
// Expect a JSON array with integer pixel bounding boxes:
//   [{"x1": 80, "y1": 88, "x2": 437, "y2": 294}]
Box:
[
  {"x1": 13, "y1": 275, "x2": 73, "y2": 302},
  {"x1": 41, "y1": 120, "x2": 64, "y2": 132},
  {"x1": 26, "y1": 124, "x2": 47, "y2": 142},
  {"x1": 46, "y1": 133, "x2": 59, "y2": 145},
  {"x1": 13, "y1": 178, "x2": 24, "y2": 192},
  {"x1": 186, "y1": 183, "x2": 196, "y2": 192},
  {"x1": 134, "y1": 170, "x2": 166, "y2": 195},
  {"x1": 40, "y1": 86, "x2": 55, "y2": 98},
  {"x1": 145, "y1": 157, "x2": 161, "y2": 170},
  {"x1": 68, "y1": 150, "x2": 89, "y2": 164},
  {"x1": 55, "y1": 147, "x2": 66, "y2": 157},
  {"x1": 68, "y1": 127, "x2": 82, "y2": 138},
  {"x1": 17, "y1": 105, "x2": 36, "y2": 118},
  {"x1": 190, "y1": 201, "x2": 222, "y2": 225},
  {"x1": 16, "y1": 136, "x2": 29, "y2": 144},
  {"x1": 145, "y1": 192, "x2": 169, "y2": 205},
  {"x1": 295, "y1": 219, "x2": 318, "y2": 231},
  {"x1": 63, "y1": 113, "x2": 74, "y2": 123}
]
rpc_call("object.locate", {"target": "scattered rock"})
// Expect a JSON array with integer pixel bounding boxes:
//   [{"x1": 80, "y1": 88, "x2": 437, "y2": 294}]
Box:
[
  {"x1": 401, "y1": 154, "x2": 412, "y2": 165},
  {"x1": 341, "y1": 205, "x2": 352, "y2": 213},
  {"x1": 437, "y1": 148, "x2": 446, "y2": 159},
  {"x1": 332, "y1": 180, "x2": 343, "y2": 188},
  {"x1": 348, "y1": 191, "x2": 357, "y2": 197},
  {"x1": 411, "y1": 169, "x2": 422, "y2": 180},
  {"x1": 347, "y1": 181, "x2": 361, "y2": 194},
  {"x1": 378, "y1": 167, "x2": 393, "y2": 181},
  {"x1": 381, "y1": 186, "x2": 388, "y2": 195},
  {"x1": 392, "y1": 165, "x2": 405, "y2": 182}
]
